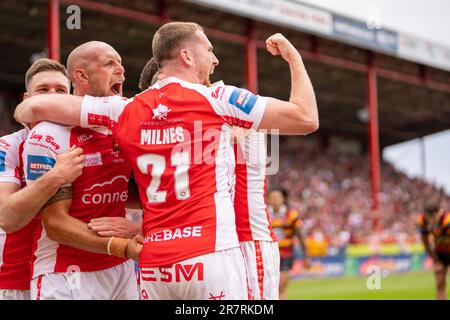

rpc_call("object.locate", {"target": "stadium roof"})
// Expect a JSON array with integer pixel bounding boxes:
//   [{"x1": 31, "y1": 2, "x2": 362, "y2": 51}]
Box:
[{"x1": 1, "y1": 0, "x2": 449, "y2": 148}]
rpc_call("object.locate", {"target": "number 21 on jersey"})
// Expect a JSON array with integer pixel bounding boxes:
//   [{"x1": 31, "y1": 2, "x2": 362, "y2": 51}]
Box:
[{"x1": 137, "y1": 151, "x2": 191, "y2": 203}]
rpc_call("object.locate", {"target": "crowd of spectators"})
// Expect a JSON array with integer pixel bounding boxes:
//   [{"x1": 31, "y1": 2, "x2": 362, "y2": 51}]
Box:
[{"x1": 268, "y1": 136, "x2": 450, "y2": 255}]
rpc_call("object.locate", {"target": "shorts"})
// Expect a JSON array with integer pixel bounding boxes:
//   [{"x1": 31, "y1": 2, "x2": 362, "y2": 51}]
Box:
[
  {"x1": 436, "y1": 251, "x2": 450, "y2": 267},
  {"x1": 280, "y1": 256, "x2": 294, "y2": 272},
  {"x1": 0, "y1": 289, "x2": 30, "y2": 300},
  {"x1": 240, "y1": 240, "x2": 280, "y2": 300},
  {"x1": 30, "y1": 260, "x2": 139, "y2": 300},
  {"x1": 140, "y1": 247, "x2": 249, "y2": 300}
]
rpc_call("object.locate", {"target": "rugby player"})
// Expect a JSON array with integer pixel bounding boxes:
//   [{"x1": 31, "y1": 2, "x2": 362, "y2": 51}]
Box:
[
  {"x1": 14, "y1": 22, "x2": 318, "y2": 300},
  {"x1": 0, "y1": 58, "x2": 84, "y2": 300},
  {"x1": 139, "y1": 56, "x2": 282, "y2": 301},
  {"x1": 268, "y1": 188, "x2": 310, "y2": 300},
  {"x1": 22, "y1": 42, "x2": 140, "y2": 300},
  {"x1": 417, "y1": 201, "x2": 450, "y2": 300}
]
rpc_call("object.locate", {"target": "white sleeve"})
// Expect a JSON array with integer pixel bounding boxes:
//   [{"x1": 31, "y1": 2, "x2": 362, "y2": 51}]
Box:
[
  {"x1": 23, "y1": 122, "x2": 69, "y2": 186},
  {"x1": 206, "y1": 84, "x2": 268, "y2": 130},
  {"x1": 80, "y1": 95, "x2": 133, "y2": 133},
  {"x1": 0, "y1": 131, "x2": 24, "y2": 185}
]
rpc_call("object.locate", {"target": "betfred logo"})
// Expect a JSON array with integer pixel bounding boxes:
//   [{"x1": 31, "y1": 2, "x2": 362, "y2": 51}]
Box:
[
  {"x1": 228, "y1": 88, "x2": 258, "y2": 115},
  {"x1": 27, "y1": 155, "x2": 55, "y2": 180},
  {"x1": 141, "y1": 263, "x2": 204, "y2": 283},
  {"x1": 82, "y1": 175, "x2": 129, "y2": 204},
  {"x1": 236, "y1": 90, "x2": 247, "y2": 105}
]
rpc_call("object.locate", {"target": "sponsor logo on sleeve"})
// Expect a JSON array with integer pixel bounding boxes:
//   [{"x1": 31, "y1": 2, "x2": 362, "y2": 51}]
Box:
[
  {"x1": 29, "y1": 133, "x2": 61, "y2": 153},
  {"x1": 0, "y1": 151, "x2": 6, "y2": 172},
  {"x1": 87, "y1": 113, "x2": 117, "y2": 131},
  {"x1": 211, "y1": 86, "x2": 224, "y2": 99},
  {"x1": 27, "y1": 155, "x2": 55, "y2": 180},
  {"x1": 228, "y1": 88, "x2": 258, "y2": 115}
]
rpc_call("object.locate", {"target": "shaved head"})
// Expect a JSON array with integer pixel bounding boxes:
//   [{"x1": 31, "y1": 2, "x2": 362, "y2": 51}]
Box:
[
  {"x1": 66, "y1": 41, "x2": 125, "y2": 97},
  {"x1": 67, "y1": 41, "x2": 115, "y2": 79}
]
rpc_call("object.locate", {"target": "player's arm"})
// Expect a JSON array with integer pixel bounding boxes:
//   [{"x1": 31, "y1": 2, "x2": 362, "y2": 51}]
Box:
[
  {"x1": 0, "y1": 147, "x2": 83, "y2": 232},
  {"x1": 42, "y1": 196, "x2": 133, "y2": 258},
  {"x1": 417, "y1": 215, "x2": 440, "y2": 263},
  {"x1": 42, "y1": 197, "x2": 109, "y2": 254},
  {"x1": 294, "y1": 222, "x2": 311, "y2": 268},
  {"x1": 259, "y1": 33, "x2": 318, "y2": 135},
  {"x1": 14, "y1": 94, "x2": 129, "y2": 132},
  {"x1": 14, "y1": 94, "x2": 83, "y2": 126},
  {"x1": 420, "y1": 233, "x2": 439, "y2": 262}
]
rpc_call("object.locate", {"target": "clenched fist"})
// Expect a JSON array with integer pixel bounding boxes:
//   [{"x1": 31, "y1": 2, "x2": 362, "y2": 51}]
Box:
[{"x1": 266, "y1": 33, "x2": 301, "y2": 63}]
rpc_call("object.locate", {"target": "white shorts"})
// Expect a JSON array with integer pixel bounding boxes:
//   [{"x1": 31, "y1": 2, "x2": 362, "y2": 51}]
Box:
[
  {"x1": 0, "y1": 289, "x2": 30, "y2": 300},
  {"x1": 240, "y1": 240, "x2": 280, "y2": 300},
  {"x1": 140, "y1": 247, "x2": 250, "y2": 300},
  {"x1": 30, "y1": 260, "x2": 139, "y2": 300}
]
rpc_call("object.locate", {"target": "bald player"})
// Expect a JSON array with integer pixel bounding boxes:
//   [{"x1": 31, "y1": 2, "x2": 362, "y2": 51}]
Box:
[{"x1": 22, "y1": 42, "x2": 140, "y2": 300}]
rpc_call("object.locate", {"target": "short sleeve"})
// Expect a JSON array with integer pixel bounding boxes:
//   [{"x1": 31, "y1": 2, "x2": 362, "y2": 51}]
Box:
[
  {"x1": 23, "y1": 122, "x2": 69, "y2": 186},
  {"x1": 206, "y1": 84, "x2": 268, "y2": 130},
  {"x1": 81, "y1": 95, "x2": 133, "y2": 133},
  {"x1": 0, "y1": 131, "x2": 25, "y2": 186}
]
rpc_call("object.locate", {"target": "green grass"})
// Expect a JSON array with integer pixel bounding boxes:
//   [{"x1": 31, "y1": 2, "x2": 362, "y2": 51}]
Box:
[{"x1": 287, "y1": 271, "x2": 450, "y2": 300}]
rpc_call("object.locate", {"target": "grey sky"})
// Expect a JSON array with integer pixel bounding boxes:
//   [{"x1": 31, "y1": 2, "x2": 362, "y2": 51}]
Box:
[{"x1": 298, "y1": 0, "x2": 450, "y2": 195}]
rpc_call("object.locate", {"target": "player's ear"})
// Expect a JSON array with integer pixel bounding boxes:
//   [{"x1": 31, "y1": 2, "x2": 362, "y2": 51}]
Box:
[
  {"x1": 23, "y1": 92, "x2": 30, "y2": 100},
  {"x1": 74, "y1": 69, "x2": 89, "y2": 83},
  {"x1": 180, "y1": 48, "x2": 193, "y2": 67}
]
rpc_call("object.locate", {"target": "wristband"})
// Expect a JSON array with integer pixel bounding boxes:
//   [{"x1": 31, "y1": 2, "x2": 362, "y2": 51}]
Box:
[{"x1": 109, "y1": 237, "x2": 130, "y2": 258}]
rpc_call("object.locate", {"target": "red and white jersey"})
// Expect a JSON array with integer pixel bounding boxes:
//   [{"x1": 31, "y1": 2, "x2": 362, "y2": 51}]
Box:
[
  {"x1": 80, "y1": 76, "x2": 268, "y2": 268},
  {"x1": 0, "y1": 128, "x2": 39, "y2": 290},
  {"x1": 23, "y1": 122, "x2": 132, "y2": 279},
  {"x1": 233, "y1": 130, "x2": 276, "y2": 242}
]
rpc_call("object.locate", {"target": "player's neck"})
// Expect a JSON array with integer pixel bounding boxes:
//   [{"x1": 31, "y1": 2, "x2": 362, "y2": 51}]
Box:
[
  {"x1": 158, "y1": 68, "x2": 201, "y2": 85},
  {"x1": 73, "y1": 89, "x2": 84, "y2": 97}
]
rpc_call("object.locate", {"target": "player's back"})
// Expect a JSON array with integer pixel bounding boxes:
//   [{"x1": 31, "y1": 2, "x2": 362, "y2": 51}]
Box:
[
  {"x1": 23, "y1": 121, "x2": 132, "y2": 278},
  {"x1": 114, "y1": 78, "x2": 240, "y2": 267}
]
